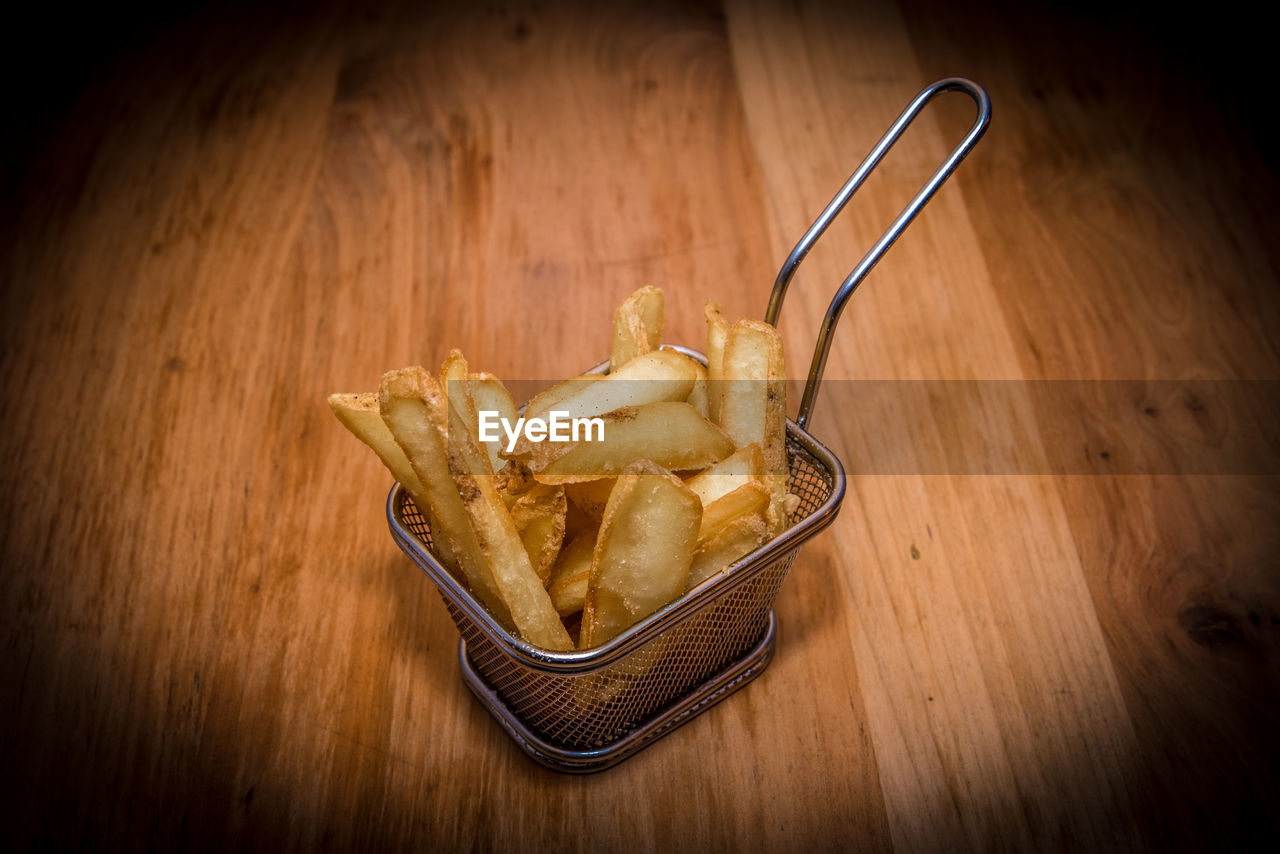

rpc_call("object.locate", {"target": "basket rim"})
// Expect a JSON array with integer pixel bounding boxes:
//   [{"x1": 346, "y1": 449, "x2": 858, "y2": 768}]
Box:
[{"x1": 385, "y1": 347, "x2": 847, "y2": 673}]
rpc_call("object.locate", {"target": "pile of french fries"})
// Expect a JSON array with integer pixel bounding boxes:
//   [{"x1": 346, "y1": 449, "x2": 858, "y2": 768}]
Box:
[{"x1": 329, "y1": 287, "x2": 797, "y2": 652}]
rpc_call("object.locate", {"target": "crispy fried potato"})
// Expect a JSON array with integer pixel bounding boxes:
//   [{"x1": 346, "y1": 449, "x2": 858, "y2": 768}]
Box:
[
  {"x1": 547, "y1": 527, "x2": 598, "y2": 617},
  {"x1": 521, "y1": 374, "x2": 603, "y2": 423},
  {"x1": 439, "y1": 350, "x2": 492, "y2": 476},
  {"x1": 440, "y1": 385, "x2": 574, "y2": 650},
  {"x1": 509, "y1": 483, "x2": 566, "y2": 585},
  {"x1": 611, "y1": 285, "x2": 664, "y2": 370},
  {"x1": 327, "y1": 392, "x2": 461, "y2": 571},
  {"x1": 328, "y1": 393, "x2": 423, "y2": 494},
  {"x1": 580, "y1": 461, "x2": 701, "y2": 647},
  {"x1": 684, "y1": 443, "x2": 765, "y2": 508},
  {"x1": 719, "y1": 319, "x2": 789, "y2": 533},
  {"x1": 381, "y1": 366, "x2": 571, "y2": 650},
  {"x1": 686, "y1": 514, "x2": 768, "y2": 591},
  {"x1": 529, "y1": 401, "x2": 736, "y2": 485},
  {"x1": 698, "y1": 480, "x2": 770, "y2": 543},
  {"x1": 469, "y1": 371, "x2": 519, "y2": 472},
  {"x1": 375, "y1": 368, "x2": 511, "y2": 627},
  {"x1": 686, "y1": 358, "x2": 710, "y2": 419},
  {"x1": 704, "y1": 300, "x2": 729, "y2": 422},
  {"x1": 335, "y1": 286, "x2": 796, "y2": 653},
  {"x1": 520, "y1": 348, "x2": 696, "y2": 427}
]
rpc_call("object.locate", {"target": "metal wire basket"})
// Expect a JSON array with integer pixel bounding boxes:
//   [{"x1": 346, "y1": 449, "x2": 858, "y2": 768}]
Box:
[{"x1": 387, "y1": 78, "x2": 990, "y2": 773}]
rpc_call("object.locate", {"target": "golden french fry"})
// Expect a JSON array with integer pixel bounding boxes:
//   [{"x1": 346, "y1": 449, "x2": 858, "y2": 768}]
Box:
[
  {"x1": 547, "y1": 527, "x2": 599, "y2": 617},
  {"x1": 327, "y1": 393, "x2": 461, "y2": 572},
  {"x1": 684, "y1": 443, "x2": 764, "y2": 508},
  {"x1": 610, "y1": 285, "x2": 664, "y2": 370},
  {"x1": 686, "y1": 358, "x2": 710, "y2": 419},
  {"x1": 438, "y1": 382, "x2": 574, "y2": 651},
  {"x1": 439, "y1": 349, "x2": 493, "y2": 476},
  {"x1": 522, "y1": 348, "x2": 696, "y2": 425},
  {"x1": 529, "y1": 401, "x2": 736, "y2": 485},
  {"x1": 469, "y1": 371, "x2": 519, "y2": 472},
  {"x1": 686, "y1": 513, "x2": 768, "y2": 591},
  {"x1": 521, "y1": 374, "x2": 603, "y2": 424},
  {"x1": 375, "y1": 368, "x2": 512, "y2": 627},
  {"x1": 698, "y1": 480, "x2": 770, "y2": 543},
  {"x1": 580, "y1": 461, "x2": 701, "y2": 647},
  {"x1": 704, "y1": 300, "x2": 729, "y2": 422},
  {"x1": 719, "y1": 319, "x2": 789, "y2": 533},
  {"x1": 509, "y1": 483, "x2": 566, "y2": 585}
]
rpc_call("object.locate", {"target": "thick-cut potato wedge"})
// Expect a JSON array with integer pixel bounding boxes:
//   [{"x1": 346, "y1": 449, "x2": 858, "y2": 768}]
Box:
[
  {"x1": 375, "y1": 369, "x2": 511, "y2": 627},
  {"x1": 704, "y1": 300, "x2": 729, "y2": 422},
  {"x1": 684, "y1": 443, "x2": 764, "y2": 508},
  {"x1": 686, "y1": 358, "x2": 710, "y2": 419},
  {"x1": 438, "y1": 350, "x2": 492, "y2": 476},
  {"x1": 440, "y1": 387, "x2": 574, "y2": 650},
  {"x1": 327, "y1": 392, "x2": 461, "y2": 571},
  {"x1": 698, "y1": 480, "x2": 770, "y2": 543},
  {"x1": 564, "y1": 477, "x2": 615, "y2": 523},
  {"x1": 686, "y1": 514, "x2": 768, "y2": 591},
  {"x1": 580, "y1": 461, "x2": 701, "y2": 647},
  {"x1": 610, "y1": 285, "x2": 664, "y2": 371},
  {"x1": 469, "y1": 371, "x2": 519, "y2": 472},
  {"x1": 509, "y1": 483, "x2": 566, "y2": 585},
  {"x1": 547, "y1": 527, "x2": 598, "y2": 617},
  {"x1": 521, "y1": 374, "x2": 602, "y2": 424},
  {"x1": 520, "y1": 348, "x2": 696, "y2": 427},
  {"x1": 328, "y1": 393, "x2": 423, "y2": 495},
  {"x1": 529, "y1": 401, "x2": 736, "y2": 485},
  {"x1": 381, "y1": 366, "x2": 571, "y2": 650},
  {"x1": 719, "y1": 319, "x2": 789, "y2": 533}
]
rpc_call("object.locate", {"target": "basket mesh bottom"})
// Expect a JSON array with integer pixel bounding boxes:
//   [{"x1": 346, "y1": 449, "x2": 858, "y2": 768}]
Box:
[{"x1": 398, "y1": 435, "x2": 835, "y2": 750}]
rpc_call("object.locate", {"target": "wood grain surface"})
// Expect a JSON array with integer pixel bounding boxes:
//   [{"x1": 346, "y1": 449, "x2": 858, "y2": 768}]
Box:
[{"x1": 3, "y1": 0, "x2": 1277, "y2": 850}]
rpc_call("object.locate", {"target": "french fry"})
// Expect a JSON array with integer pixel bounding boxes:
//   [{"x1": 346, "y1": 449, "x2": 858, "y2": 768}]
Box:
[
  {"x1": 528, "y1": 401, "x2": 736, "y2": 485},
  {"x1": 610, "y1": 285, "x2": 664, "y2": 370},
  {"x1": 327, "y1": 393, "x2": 462, "y2": 572},
  {"x1": 547, "y1": 527, "x2": 599, "y2": 617},
  {"x1": 704, "y1": 300, "x2": 729, "y2": 422},
  {"x1": 438, "y1": 380, "x2": 574, "y2": 651},
  {"x1": 509, "y1": 483, "x2": 567, "y2": 585},
  {"x1": 719, "y1": 319, "x2": 789, "y2": 533},
  {"x1": 697, "y1": 480, "x2": 770, "y2": 543},
  {"x1": 686, "y1": 358, "x2": 710, "y2": 419},
  {"x1": 521, "y1": 374, "x2": 602, "y2": 424},
  {"x1": 684, "y1": 443, "x2": 764, "y2": 508},
  {"x1": 686, "y1": 514, "x2": 768, "y2": 591},
  {"x1": 521, "y1": 348, "x2": 696, "y2": 426},
  {"x1": 580, "y1": 461, "x2": 701, "y2": 647},
  {"x1": 469, "y1": 371, "x2": 519, "y2": 473},
  {"x1": 374, "y1": 368, "x2": 512, "y2": 627},
  {"x1": 333, "y1": 285, "x2": 796, "y2": 653}
]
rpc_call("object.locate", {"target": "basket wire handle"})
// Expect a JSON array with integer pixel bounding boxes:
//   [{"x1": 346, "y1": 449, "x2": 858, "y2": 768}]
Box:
[{"x1": 765, "y1": 77, "x2": 991, "y2": 429}]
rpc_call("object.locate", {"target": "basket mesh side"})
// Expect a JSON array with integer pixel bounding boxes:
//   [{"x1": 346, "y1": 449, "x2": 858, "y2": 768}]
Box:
[{"x1": 398, "y1": 435, "x2": 835, "y2": 750}]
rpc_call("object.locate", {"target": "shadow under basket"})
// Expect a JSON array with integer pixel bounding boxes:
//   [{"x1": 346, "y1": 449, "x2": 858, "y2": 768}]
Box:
[{"x1": 386, "y1": 420, "x2": 845, "y2": 773}]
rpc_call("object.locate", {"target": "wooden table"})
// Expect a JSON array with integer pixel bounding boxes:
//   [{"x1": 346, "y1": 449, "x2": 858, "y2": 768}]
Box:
[{"x1": 4, "y1": 1, "x2": 1277, "y2": 849}]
